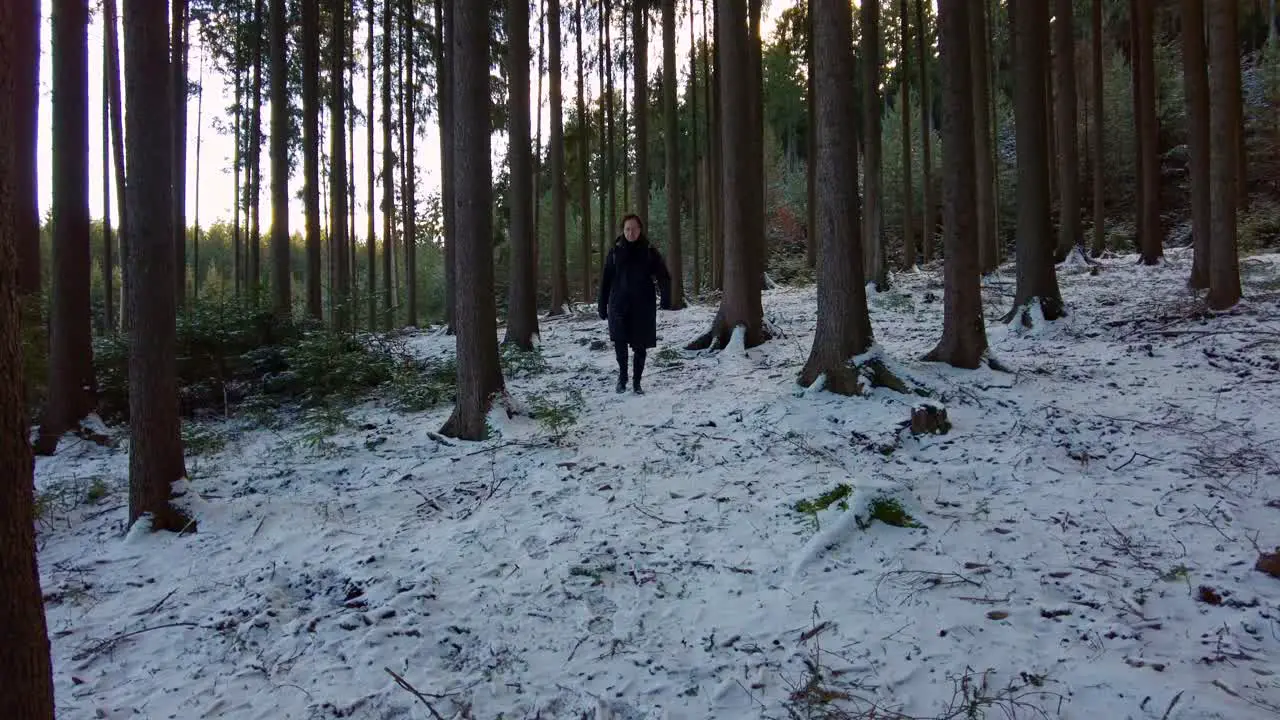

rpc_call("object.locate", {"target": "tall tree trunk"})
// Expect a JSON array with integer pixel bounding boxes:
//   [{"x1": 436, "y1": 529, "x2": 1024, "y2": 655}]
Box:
[
  {"x1": 925, "y1": 0, "x2": 987, "y2": 368},
  {"x1": 748, "y1": 0, "x2": 764, "y2": 287},
  {"x1": 1090, "y1": 0, "x2": 1106, "y2": 257},
  {"x1": 403, "y1": 0, "x2": 417, "y2": 326},
  {"x1": 1053, "y1": 0, "x2": 1081, "y2": 261},
  {"x1": 633, "y1": 0, "x2": 649, "y2": 220},
  {"x1": 621, "y1": 5, "x2": 629, "y2": 211},
  {"x1": 1207, "y1": 0, "x2": 1242, "y2": 310},
  {"x1": 604, "y1": 0, "x2": 616, "y2": 241},
  {"x1": 708, "y1": 0, "x2": 723, "y2": 291},
  {"x1": 1134, "y1": 0, "x2": 1162, "y2": 264},
  {"x1": 389, "y1": 0, "x2": 403, "y2": 326},
  {"x1": 366, "y1": 0, "x2": 377, "y2": 329},
  {"x1": 505, "y1": 0, "x2": 539, "y2": 348},
  {"x1": 899, "y1": 0, "x2": 915, "y2": 270},
  {"x1": 860, "y1": 0, "x2": 886, "y2": 290},
  {"x1": 441, "y1": 0, "x2": 505, "y2": 440},
  {"x1": 123, "y1": 0, "x2": 190, "y2": 533},
  {"x1": 171, "y1": 0, "x2": 188, "y2": 306},
  {"x1": 971, "y1": 0, "x2": 996, "y2": 273},
  {"x1": 438, "y1": 0, "x2": 456, "y2": 330},
  {"x1": 0, "y1": 2, "x2": 57, "y2": 711},
  {"x1": 1183, "y1": 0, "x2": 1211, "y2": 289},
  {"x1": 915, "y1": 0, "x2": 934, "y2": 263},
  {"x1": 1007, "y1": 0, "x2": 1065, "y2": 323},
  {"x1": 805, "y1": 3, "x2": 816, "y2": 270},
  {"x1": 662, "y1": 0, "x2": 683, "y2": 308},
  {"x1": 102, "y1": 44, "x2": 115, "y2": 330},
  {"x1": 577, "y1": 0, "x2": 592, "y2": 301},
  {"x1": 799, "y1": 0, "x2": 872, "y2": 395},
  {"x1": 106, "y1": 0, "x2": 130, "y2": 325},
  {"x1": 13, "y1": 3, "x2": 41, "y2": 300},
  {"x1": 269, "y1": 0, "x2": 290, "y2": 317},
  {"x1": 330, "y1": 0, "x2": 350, "y2": 328},
  {"x1": 302, "y1": 0, "x2": 321, "y2": 319},
  {"x1": 688, "y1": 0, "x2": 702, "y2": 289},
  {"x1": 600, "y1": 0, "x2": 611, "y2": 278},
  {"x1": 37, "y1": 0, "x2": 95, "y2": 456},
  {"x1": 192, "y1": 48, "x2": 204, "y2": 299},
  {"x1": 687, "y1": 0, "x2": 768, "y2": 351},
  {"x1": 250, "y1": 0, "x2": 264, "y2": 297},
  {"x1": 548, "y1": 0, "x2": 570, "y2": 313},
  {"x1": 232, "y1": 1, "x2": 243, "y2": 298}
]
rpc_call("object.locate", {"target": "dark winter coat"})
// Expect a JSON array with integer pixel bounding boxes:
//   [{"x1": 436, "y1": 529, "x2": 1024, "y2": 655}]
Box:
[{"x1": 597, "y1": 235, "x2": 673, "y2": 349}]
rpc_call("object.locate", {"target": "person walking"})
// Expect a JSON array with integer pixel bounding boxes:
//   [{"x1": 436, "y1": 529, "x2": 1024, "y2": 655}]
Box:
[{"x1": 597, "y1": 214, "x2": 673, "y2": 394}]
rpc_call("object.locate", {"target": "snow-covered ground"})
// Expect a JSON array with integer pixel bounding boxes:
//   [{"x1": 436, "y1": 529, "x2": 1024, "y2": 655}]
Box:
[{"x1": 34, "y1": 248, "x2": 1280, "y2": 720}]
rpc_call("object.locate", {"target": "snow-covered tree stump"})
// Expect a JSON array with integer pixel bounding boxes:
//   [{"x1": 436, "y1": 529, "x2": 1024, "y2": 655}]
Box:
[{"x1": 910, "y1": 404, "x2": 950, "y2": 436}]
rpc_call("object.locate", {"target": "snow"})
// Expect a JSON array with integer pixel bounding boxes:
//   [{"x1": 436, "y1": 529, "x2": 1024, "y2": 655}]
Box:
[{"x1": 34, "y1": 247, "x2": 1280, "y2": 719}]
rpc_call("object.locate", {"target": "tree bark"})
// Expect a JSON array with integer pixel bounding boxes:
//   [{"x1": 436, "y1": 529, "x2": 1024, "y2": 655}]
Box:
[
  {"x1": 102, "y1": 40, "x2": 115, "y2": 330},
  {"x1": 1007, "y1": 0, "x2": 1065, "y2": 323},
  {"x1": 1090, "y1": 0, "x2": 1106, "y2": 257},
  {"x1": 915, "y1": 0, "x2": 934, "y2": 263},
  {"x1": 505, "y1": 0, "x2": 539, "y2": 348},
  {"x1": 330, "y1": 0, "x2": 350, "y2": 328},
  {"x1": 249, "y1": 0, "x2": 264, "y2": 297},
  {"x1": 1053, "y1": 0, "x2": 1081, "y2": 261},
  {"x1": 366, "y1": 0, "x2": 377, "y2": 328},
  {"x1": 1207, "y1": 0, "x2": 1242, "y2": 310},
  {"x1": 577, "y1": 0, "x2": 592, "y2": 302},
  {"x1": 1134, "y1": 0, "x2": 1162, "y2": 264},
  {"x1": 805, "y1": 3, "x2": 816, "y2": 270},
  {"x1": 662, "y1": 0, "x2": 683, "y2": 308},
  {"x1": 689, "y1": 0, "x2": 703, "y2": 287},
  {"x1": 171, "y1": 0, "x2": 188, "y2": 306},
  {"x1": 633, "y1": 0, "x2": 649, "y2": 220},
  {"x1": 924, "y1": 0, "x2": 987, "y2": 368},
  {"x1": 971, "y1": 0, "x2": 996, "y2": 273},
  {"x1": 799, "y1": 0, "x2": 873, "y2": 395},
  {"x1": 123, "y1": 0, "x2": 191, "y2": 533},
  {"x1": 548, "y1": 0, "x2": 570, "y2": 313},
  {"x1": 899, "y1": 0, "x2": 915, "y2": 270},
  {"x1": 1183, "y1": 0, "x2": 1211, "y2": 289},
  {"x1": 13, "y1": 3, "x2": 41, "y2": 300},
  {"x1": 37, "y1": 0, "x2": 95, "y2": 456},
  {"x1": 106, "y1": 0, "x2": 130, "y2": 326},
  {"x1": 860, "y1": 0, "x2": 886, "y2": 290},
  {"x1": 687, "y1": 0, "x2": 768, "y2": 351},
  {"x1": 0, "y1": 1, "x2": 57, "y2": 713},
  {"x1": 403, "y1": 0, "x2": 418, "y2": 327},
  {"x1": 268, "y1": 0, "x2": 290, "y2": 317},
  {"x1": 302, "y1": 0, "x2": 321, "y2": 319},
  {"x1": 441, "y1": 0, "x2": 505, "y2": 440}
]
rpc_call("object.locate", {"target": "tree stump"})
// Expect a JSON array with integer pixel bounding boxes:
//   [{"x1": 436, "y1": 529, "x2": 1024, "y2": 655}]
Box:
[{"x1": 910, "y1": 404, "x2": 950, "y2": 436}]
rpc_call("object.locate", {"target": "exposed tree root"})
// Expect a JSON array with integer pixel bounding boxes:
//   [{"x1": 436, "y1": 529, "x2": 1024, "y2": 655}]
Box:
[{"x1": 685, "y1": 308, "x2": 771, "y2": 352}]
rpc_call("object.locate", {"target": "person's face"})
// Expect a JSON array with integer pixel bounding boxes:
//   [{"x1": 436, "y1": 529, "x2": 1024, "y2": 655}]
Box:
[{"x1": 623, "y1": 219, "x2": 642, "y2": 242}]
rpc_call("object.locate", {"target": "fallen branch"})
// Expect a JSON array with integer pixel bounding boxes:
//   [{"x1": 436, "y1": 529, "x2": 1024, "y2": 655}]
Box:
[
  {"x1": 384, "y1": 667, "x2": 447, "y2": 720},
  {"x1": 73, "y1": 622, "x2": 205, "y2": 663}
]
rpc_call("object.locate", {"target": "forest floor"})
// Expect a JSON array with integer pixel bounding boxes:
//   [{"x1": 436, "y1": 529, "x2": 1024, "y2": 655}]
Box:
[{"x1": 33, "y1": 247, "x2": 1280, "y2": 720}]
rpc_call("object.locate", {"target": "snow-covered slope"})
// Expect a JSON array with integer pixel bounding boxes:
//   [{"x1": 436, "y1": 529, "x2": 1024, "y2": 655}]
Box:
[{"x1": 34, "y1": 248, "x2": 1280, "y2": 719}]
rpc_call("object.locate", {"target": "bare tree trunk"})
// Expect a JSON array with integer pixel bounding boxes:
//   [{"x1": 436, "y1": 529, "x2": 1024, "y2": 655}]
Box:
[
  {"x1": 37, "y1": 0, "x2": 95, "y2": 456},
  {"x1": 366, "y1": 0, "x2": 376, "y2": 329},
  {"x1": 899, "y1": 0, "x2": 915, "y2": 270},
  {"x1": 689, "y1": 0, "x2": 703, "y2": 287},
  {"x1": 505, "y1": 0, "x2": 539, "y2": 348},
  {"x1": 249, "y1": 0, "x2": 264, "y2": 297},
  {"x1": 1090, "y1": 0, "x2": 1106, "y2": 257},
  {"x1": 621, "y1": 5, "x2": 629, "y2": 211},
  {"x1": 389, "y1": 0, "x2": 402, "y2": 326},
  {"x1": 403, "y1": 0, "x2": 417, "y2": 326},
  {"x1": 633, "y1": 0, "x2": 649, "y2": 220},
  {"x1": 441, "y1": 0, "x2": 505, "y2": 440},
  {"x1": 799, "y1": 0, "x2": 872, "y2": 395},
  {"x1": 1007, "y1": 0, "x2": 1065, "y2": 324},
  {"x1": 577, "y1": 0, "x2": 593, "y2": 301},
  {"x1": 330, "y1": 0, "x2": 350, "y2": 328},
  {"x1": 0, "y1": 2, "x2": 57, "y2": 709},
  {"x1": 232, "y1": 1, "x2": 243, "y2": 298},
  {"x1": 192, "y1": 47, "x2": 204, "y2": 299},
  {"x1": 924, "y1": 0, "x2": 988, "y2": 368},
  {"x1": 548, "y1": 0, "x2": 570, "y2": 313},
  {"x1": 1207, "y1": 0, "x2": 1242, "y2": 309},
  {"x1": 301, "y1": 0, "x2": 321, "y2": 318},
  {"x1": 13, "y1": 2, "x2": 41, "y2": 301},
  {"x1": 171, "y1": 0, "x2": 188, "y2": 307},
  {"x1": 123, "y1": 0, "x2": 191, "y2": 533},
  {"x1": 269, "y1": 0, "x2": 290, "y2": 317},
  {"x1": 1183, "y1": 0, "x2": 1211, "y2": 288},
  {"x1": 706, "y1": 0, "x2": 722, "y2": 291},
  {"x1": 603, "y1": 0, "x2": 615, "y2": 239},
  {"x1": 662, "y1": 0, "x2": 683, "y2": 308},
  {"x1": 102, "y1": 45, "x2": 115, "y2": 330},
  {"x1": 915, "y1": 0, "x2": 934, "y2": 263},
  {"x1": 687, "y1": 0, "x2": 768, "y2": 351},
  {"x1": 972, "y1": 0, "x2": 997, "y2": 273},
  {"x1": 106, "y1": 0, "x2": 130, "y2": 324},
  {"x1": 1053, "y1": 0, "x2": 1081, "y2": 261},
  {"x1": 1134, "y1": 0, "x2": 1162, "y2": 264},
  {"x1": 860, "y1": 0, "x2": 886, "y2": 290}
]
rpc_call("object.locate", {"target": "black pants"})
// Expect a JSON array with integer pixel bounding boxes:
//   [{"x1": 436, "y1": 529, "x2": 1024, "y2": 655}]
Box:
[{"x1": 615, "y1": 342, "x2": 646, "y2": 383}]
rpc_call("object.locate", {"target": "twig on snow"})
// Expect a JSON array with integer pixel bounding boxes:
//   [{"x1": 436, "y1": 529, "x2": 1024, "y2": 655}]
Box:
[{"x1": 383, "y1": 667, "x2": 447, "y2": 720}]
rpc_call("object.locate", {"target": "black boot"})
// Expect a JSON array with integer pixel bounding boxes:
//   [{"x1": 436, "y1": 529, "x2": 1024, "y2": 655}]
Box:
[
  {"x1": 614, "y1": 342, "x2": 628, "y2": 393},
  {"x1": 632, "y1": 349, "x2": 647, "y2": 395}
]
